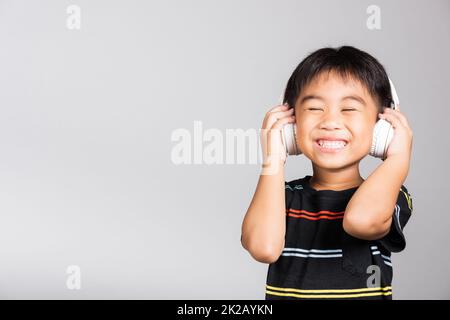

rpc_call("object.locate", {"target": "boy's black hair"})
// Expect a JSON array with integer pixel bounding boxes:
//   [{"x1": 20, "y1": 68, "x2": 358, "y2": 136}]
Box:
[{"x1": 283, "y1": 46, "x2": 392, "y2": 113}]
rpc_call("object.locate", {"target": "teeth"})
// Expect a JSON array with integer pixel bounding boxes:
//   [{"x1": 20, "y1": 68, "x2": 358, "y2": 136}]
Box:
[{"x1": 318, "y1": 140, "x2": 347, "y2": 148}]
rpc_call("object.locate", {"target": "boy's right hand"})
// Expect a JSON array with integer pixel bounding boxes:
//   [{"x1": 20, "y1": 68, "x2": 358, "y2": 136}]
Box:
[{"x1": 260, "y1": 103, "x2": 296, "y2": 172}]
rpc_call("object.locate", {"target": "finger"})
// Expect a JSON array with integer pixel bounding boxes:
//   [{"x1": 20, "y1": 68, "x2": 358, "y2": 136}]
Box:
[
  {"x1": 271, "y1": 114, "x2": 296, "y2": 129},
  {"x1": 264, "y1": 107, "x2": 293, "y2": 129},
  {"x1": 267, "y1": 117, "x2": 295, "y2": 156},
  {"x1": 385, "y1": 107, "x2": 410, "y2": 128},
  {"x1": 269, "y1": 103, "x2": 289, "y2": 113},
  {"x1": 262, "y1": 104, "x2": 290, "y2": 128},
  {"x1": 378, "y1": 112, "x2": 403, "y2": 129},
  {"x1": 264, "y1": 108, "x2": 295, "y2": 129},
  {"x1": 393, "y1": 110, "x2": 410, "y2": 129}
]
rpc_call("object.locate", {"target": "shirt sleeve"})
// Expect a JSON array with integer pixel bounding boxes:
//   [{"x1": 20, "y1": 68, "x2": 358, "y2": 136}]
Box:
[{"x1": 377, "y1": 185, "x2": 413, "y2": 253}]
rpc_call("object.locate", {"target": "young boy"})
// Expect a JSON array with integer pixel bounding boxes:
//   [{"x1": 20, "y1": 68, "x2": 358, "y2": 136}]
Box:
[{"x1": 241, "y1": 46, "x2": 413, "y2": 300}]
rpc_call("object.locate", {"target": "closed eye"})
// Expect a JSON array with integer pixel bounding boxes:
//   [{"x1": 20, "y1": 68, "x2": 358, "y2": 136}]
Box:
[
  {"x1": 342, "y1": 108, "x2": 357, "y2": 112},
  {"x1": 308, "y1": 108, "x2": 323, "y2": 111}
]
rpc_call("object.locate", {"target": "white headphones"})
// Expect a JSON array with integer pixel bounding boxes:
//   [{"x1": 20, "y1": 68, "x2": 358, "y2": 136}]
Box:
[{"x1": 280, "y1": 78, "x2": 399, "y2": 160}]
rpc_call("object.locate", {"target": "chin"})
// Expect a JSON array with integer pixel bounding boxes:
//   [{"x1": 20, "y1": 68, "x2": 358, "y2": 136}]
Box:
[{"x1": 312, "y1": 159, "x2": 355, "y2": 170}]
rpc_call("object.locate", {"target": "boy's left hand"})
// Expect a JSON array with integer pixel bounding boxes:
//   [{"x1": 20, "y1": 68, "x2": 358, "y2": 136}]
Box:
[{"x1": 378, "y1": 106, "x2": 413, "y2": 160}]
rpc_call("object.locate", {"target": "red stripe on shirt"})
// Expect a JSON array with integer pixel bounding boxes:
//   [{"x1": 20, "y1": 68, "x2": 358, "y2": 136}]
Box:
[
  {"x1": 287, "y1": 213, "x2": 344, "y2": 220},
  {"x1": 286, "y1": 208, "x2": 345, "y2": 215}
]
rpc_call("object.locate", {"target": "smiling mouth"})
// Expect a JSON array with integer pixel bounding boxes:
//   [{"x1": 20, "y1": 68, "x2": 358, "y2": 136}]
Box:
[{"x1": 314, "y1": 139, "x2": 348, "y2": 153}]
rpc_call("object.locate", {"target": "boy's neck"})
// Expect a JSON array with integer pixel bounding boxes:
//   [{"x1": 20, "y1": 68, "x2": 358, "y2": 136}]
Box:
[{"x1": 309, "y1": 163, "x2": 364, "y2": 191}]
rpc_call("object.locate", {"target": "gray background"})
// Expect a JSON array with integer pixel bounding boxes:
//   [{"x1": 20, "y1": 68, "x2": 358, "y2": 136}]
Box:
[{"x1": 0, "y1": 0, "x2": 448, "y2": 299}]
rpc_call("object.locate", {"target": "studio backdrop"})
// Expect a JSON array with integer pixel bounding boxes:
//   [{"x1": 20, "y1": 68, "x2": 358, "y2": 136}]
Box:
[{"x1": 0, "y1": 0, "x2": 449, "y2": 299}]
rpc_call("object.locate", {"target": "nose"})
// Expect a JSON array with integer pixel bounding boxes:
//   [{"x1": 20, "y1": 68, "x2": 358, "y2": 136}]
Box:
[{"x1": 319, "y1": 109, "x2": 344, "y2": 130}]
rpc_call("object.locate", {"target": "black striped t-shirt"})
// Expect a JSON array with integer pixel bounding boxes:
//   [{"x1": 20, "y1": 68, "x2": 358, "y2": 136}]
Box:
[{"x1": 265, "y1": 175, "x2": 413, "y2": 300}]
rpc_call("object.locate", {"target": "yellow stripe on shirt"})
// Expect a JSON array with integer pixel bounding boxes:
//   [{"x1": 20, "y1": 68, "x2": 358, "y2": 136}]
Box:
[
  {"x1": 266, "y1": 290, "x2": 392, "y2": 299},
  {"x1": 266, "y1": 284, "x2": 392, "y2": 294},
  {"x1": 400, "y1": 189, "x2": 413, "y2": 211}
]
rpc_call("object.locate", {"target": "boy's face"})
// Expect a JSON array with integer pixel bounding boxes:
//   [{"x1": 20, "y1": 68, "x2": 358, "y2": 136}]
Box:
[{"x1": 294, "y1": 71, "x2": 379, "y2": 169}]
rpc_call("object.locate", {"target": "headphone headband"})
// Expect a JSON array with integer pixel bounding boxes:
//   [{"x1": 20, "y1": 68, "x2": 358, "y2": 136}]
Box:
[{"x1": 388, "y1": 77, "x2": 400, "y2": 110}]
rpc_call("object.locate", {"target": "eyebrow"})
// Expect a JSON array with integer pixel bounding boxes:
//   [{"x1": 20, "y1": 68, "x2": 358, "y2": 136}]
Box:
[{"x1": 300, "y1": 94, "x2": 366, "y2": 106}]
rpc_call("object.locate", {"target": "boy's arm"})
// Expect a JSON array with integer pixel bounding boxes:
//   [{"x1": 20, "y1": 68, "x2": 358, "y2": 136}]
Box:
[
  {"x1": 344, "y1": 107, "x2": 413, "y2": 241},
  {"x1": 241, "y1": 104, "x2": 295, "y2": 264},
  {"x1": 241, "y1": 158, "x2": 287, "y2": 264},
  {"x1": 343, "y1": 155, "x2": 410, "y2": 240}
]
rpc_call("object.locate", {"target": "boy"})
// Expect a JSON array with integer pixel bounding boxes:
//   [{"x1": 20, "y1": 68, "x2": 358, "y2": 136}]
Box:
[{"x1": 241, "y1": 46, "x2": 413, "y2": 300}]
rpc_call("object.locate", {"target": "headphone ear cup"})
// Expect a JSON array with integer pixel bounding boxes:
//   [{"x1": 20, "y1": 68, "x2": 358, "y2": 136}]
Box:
[
  {"x1": 282, "y1": 123, "x2": 302, "y2": 156},
  {"x1": 370, "y1": 119, "x2": 394, "y2": 159},
  {"x1": 370, "y1": 77, "x2": 399, "y2": 159}
]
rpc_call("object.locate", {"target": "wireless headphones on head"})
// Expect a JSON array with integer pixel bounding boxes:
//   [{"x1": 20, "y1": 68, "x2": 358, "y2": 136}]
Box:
[{"x1": 280, "y1": 77, "x2": 399, "y2": 160}]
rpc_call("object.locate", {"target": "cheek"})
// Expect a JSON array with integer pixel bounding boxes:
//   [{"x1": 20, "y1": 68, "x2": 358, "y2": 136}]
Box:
[
  {"x1": 354, "y1": 123, "x2": 371, "y2": 137},
  {"x1": 296, "y1": 119, "x2": 313, "y2": 142},
  {"x1": 351, "y1": 123, "x2": 375, "y2": 148},
  {"x1": 296, "y1": 122, "x2": 317, "y2": 154}
]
